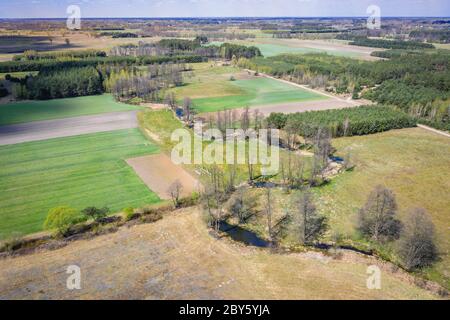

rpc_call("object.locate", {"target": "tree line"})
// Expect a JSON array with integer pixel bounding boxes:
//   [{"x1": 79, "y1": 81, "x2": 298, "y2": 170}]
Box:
[
  {"x1": 336, "y1": 35, "x2": 435, "y2": 49},
  {"x1": 238, "y1": 51, "x2": 450, "y2": 131},
  {"x1": 267, "y1": 105, "x2": 417, "y2": 138},
  {"x1": 14, "y1": 66, "x2": 103, "y2": 100},
  {"x1": 12, "y1": 49, "x2": 107, "y2": 61},
  {"x1": 0, "y1": 54, "x2": 205, "y2": 73}
]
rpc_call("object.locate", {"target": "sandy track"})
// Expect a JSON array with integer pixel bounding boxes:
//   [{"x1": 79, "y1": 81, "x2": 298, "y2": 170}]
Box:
[
  {"x1": 256, "y1": 99, "x2": 366, "y2": 115},
  {"x1": 127, "y1": 154, "x2": 201, "y2": 200},
  {"x1": 0, "y1": 111, "x2": 138, "y2": 146},
  {"x1": 0, "y1": 209, "x2": 438, "y2": 300}
]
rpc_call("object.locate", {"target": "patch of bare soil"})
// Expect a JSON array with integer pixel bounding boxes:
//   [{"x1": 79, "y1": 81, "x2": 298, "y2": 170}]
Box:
[
  {"x1": 0, "y1": 208, "x2": 440, "y2": 299},
  {"x1": 140, "y1": 103, "x2": 168, "y2": 110},
  {"x1": 127, "y1": 154, "x2": 201, "y2": 200}
]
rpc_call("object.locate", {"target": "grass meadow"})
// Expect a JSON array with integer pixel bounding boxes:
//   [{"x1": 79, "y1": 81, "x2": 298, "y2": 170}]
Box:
[
  {"x1": 207, "y1": 39, "x2": 366, "y2": 58},
  {"x1": 0, "y1": 94, "x2": 140, "y2": 125},
  {"x1": 0, "y1": 128, "x2": 160, "y2": 237},
  {"x1": 192, "y1": 77, "x2": 326, "y2": 113},
  {"x1": 315, "y1": 128, "x2": 450, "y2": 288},
  {"x1": 169, "y1": 63, "x2": 326, "y2": 113}
]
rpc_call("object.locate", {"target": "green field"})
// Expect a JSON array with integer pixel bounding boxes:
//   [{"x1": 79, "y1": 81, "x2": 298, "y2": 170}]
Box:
[
  {"x1": 0, "y1": 94, "x2": 140, "y2": 126},
  {"x1": 207, "y1": 40, "x2": 363, "y2": 58},
  {"x1": 192, "y1": 78, "x2": 325, "y2": 112},
  {"x1": 0, "y1": 129, "x2": 160, "y2": 237},
  {"x1": 169, "y1": 63, "x2": 326, "y2": 113},
  {"x1": 315, "y1": 128, "x2": 450, "y2": 288}
]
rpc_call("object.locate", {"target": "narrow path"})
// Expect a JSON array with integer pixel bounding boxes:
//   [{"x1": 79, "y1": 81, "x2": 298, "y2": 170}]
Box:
[
  {"x1": 417, "y1": 124, "x2": 450, "y2": 138},
  {"x1": 0, "y1": 111, "x2": 138, "y2": 146}
]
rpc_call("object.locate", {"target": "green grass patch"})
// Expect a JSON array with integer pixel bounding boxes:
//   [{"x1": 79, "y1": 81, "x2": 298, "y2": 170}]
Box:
[
  {"x1": 192, "y1": 77, "x2": 325, "y2": 113},
  {"x1": 0, "y1": 129, "x2": 160, "y2": 237},
  {"x1": 0, "y1": 94, "x2": 140, "y2": 126}
]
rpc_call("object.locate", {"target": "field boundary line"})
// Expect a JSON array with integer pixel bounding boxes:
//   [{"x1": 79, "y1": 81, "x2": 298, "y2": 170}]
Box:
[
  {"x1": 243, "y1": 68, "x2": 362, "y2": 106},
  {"x1": 417, "y1": 124, "x2": 450, "y2": 138}
]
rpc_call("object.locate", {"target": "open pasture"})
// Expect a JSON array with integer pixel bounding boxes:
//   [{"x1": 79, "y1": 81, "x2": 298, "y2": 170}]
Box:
[
  {"x1": 0, "y1": 129, "x2": 160, "y2": 237},
  {"x1": 315, "y1": 127, "x2": 450, "y2": 288}
]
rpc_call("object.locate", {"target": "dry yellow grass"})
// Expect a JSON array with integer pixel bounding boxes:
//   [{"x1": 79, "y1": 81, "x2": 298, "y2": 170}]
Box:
[{"x1": 0, "y1": 208, "x2": 439, "y2": 299}]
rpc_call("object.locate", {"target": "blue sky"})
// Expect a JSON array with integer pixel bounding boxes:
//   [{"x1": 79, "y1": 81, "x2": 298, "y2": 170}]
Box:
[{"x1": 1, "y1": 0, "x2": 449, "y2": 18}]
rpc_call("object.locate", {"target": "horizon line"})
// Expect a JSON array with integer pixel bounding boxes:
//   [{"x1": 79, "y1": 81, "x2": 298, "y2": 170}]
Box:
[{"x1": 1, "y1": 16, "x2": 450, "y2": 20}]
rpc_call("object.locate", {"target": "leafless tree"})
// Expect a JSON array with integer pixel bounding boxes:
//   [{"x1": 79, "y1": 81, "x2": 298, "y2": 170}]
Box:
[
  {"x1": 294, "y1": 190, "x2": 327, "y2": 245},
  {"x1": 357, "y1": 185, "x2": 402, "y2": 242},
  {"x1": 168, "y1": 180, "x2": 183, "y2": 207},
  {"x1": 226, "y1": 163, "x2": 237, "y2": 194},
  {"x1": 397, "y1": 208, "x2": 438, "y2": 270},
  {"x1": 228, "y1": 186, "x2": 258, "y2": 223},
  {"x1": 311, "y1": 127, "x2": 334, "y2": 184},
  {"x1": 241, "y1": 106, "x2": 250, "y2": 131},
  {"x1": 183, "y1": 97, "x2": 193, "y2": 122},
  {"x1": 264, "y1": 187, "x2": 275, "y2": 244},
  {"x1": 202, "y1": 165, "x2": 226, "y2": 232},
  {"x1": 164, "y1": 92, "x2": 177, "y2": 110}
]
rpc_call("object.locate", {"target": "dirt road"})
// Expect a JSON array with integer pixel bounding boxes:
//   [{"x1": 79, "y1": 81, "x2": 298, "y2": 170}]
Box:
[{"x1": 0, "y1": 111, "x2": 138, "y2": 146}]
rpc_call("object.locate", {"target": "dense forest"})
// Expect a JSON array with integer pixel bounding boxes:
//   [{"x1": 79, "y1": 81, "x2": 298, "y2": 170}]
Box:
[
  {"x1": 409, "y1": 29, "x2": 450, "y2": 43},
  {"x1": 238, "y1": 50, "x2": 450, "y2": 130},
  {"x1": 267, "y1": 106, "x2": 417, "y2": 137},
  {"x1": 0, "y1": 55, "x2": 205, "y2": 73},
  {"x1": 14, "y1": 66, "x2": 103, "y2": 100},
  {"x1": 348, "y1": 37, "x2": 435, "y2": 50}
]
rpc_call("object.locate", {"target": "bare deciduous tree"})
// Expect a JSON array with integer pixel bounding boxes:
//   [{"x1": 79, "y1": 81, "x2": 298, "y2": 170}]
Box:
[
  {"x1": 168, "y1": 179, "x2": 183, "y2": 207},
  {"x1": 183, "y1": 97, "x2": 193, "y2": 123},
  {"x1": 164, "y1": 92, "x2": 177, "y2": 110},
  {"x1": 228, "y1": 187, "x2": 258, "y2": 223},
  {"x1": 264, "y1": 187, "x2": 275, "y2": 244},
  {"x1": 357, "y1": 185, "x2": 402, "y2": 242},
  {"x1": 241, "y1": 106, "x2": 250, "y2": 131},
  {"x1": 294, "y1": 190, "x2": 327, "y2": 245},
  {"x1": 397, "y1": 208, "x2": 438, "y2": 270},
  {"x1": 310, "y1": 127, "x2": 334, "y2": 184}
]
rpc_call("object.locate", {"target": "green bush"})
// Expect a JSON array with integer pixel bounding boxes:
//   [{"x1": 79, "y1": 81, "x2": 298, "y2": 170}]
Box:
[
  {"x1": 123, "y1": 207, "x2": 136, "y2": 221},
  {"x1": 43, "y1": 206, "x2": 83, "y2": 236},
  {"x1": 81, "y1": 207, "x2": 110, "y2": 222}
]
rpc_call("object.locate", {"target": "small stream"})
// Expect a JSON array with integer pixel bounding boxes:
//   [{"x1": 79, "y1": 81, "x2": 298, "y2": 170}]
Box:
[{"x1": 219, "y1": 221, "x2": 270, "y2": 248}]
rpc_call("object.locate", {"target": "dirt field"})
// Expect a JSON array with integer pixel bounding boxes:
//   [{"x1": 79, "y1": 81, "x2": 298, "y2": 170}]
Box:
[
  {"x1": 0, "y1": 32, "x2": 160, "y2": 60},
  {"x1": 127, "y1": 154, "x2": 201, "y2": 200},
  {"x1": 0, "y1": 208, "x2": 439, "y2": 300}
]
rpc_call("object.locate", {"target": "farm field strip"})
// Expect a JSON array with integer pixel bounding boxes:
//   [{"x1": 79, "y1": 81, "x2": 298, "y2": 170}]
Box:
[
  {"x1": 127, "y1": 154, "x2": 201, "y2": 200},
  {"x1": 207, "y1": 38, "x2": 382, "y2": 59},
  {"x1": 0, "y1": 128, "x2": 160, "y2": 237},
  {"x1": 0, "y1": 110, "x2": 138, "y2": 146},
  {"x1": 192, "y1": 77, "x2": 327, "y2": 113},
  {"x1": 0, "y1": 94, "x2": 140, "y2": 126}
]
